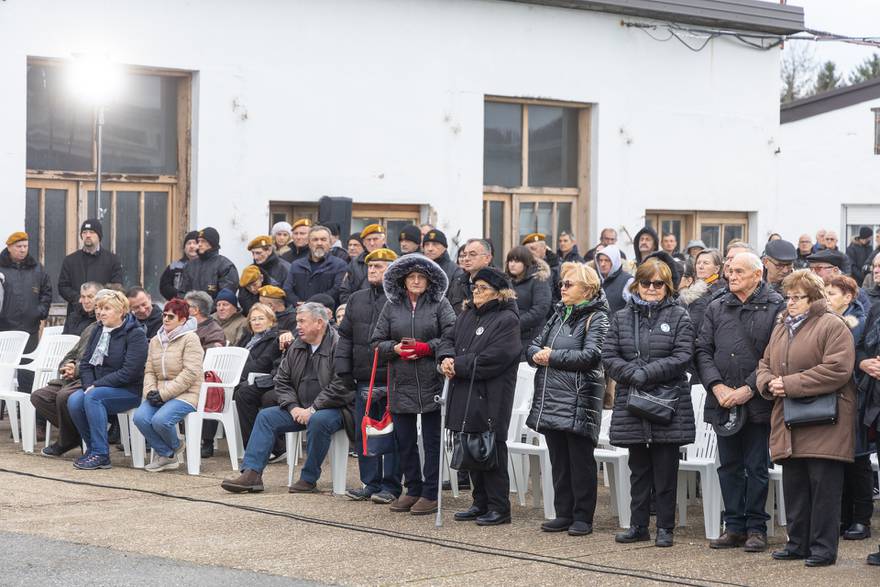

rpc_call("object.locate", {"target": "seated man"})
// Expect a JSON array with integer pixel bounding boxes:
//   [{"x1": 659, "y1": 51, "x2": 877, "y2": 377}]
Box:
[{"x1": 221, "y1": 302, "x2": 354, "y2": 493}]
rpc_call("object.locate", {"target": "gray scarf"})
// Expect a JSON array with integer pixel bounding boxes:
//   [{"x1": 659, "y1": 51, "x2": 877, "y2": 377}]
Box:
[{"x1": 89, "y1": 324, "x2": 119, "y2": 366}]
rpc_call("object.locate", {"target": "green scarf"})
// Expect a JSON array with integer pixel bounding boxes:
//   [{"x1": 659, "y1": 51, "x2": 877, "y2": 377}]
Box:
[{"x1": 563, "y1": 300, "x2": 590, "y2": 321}]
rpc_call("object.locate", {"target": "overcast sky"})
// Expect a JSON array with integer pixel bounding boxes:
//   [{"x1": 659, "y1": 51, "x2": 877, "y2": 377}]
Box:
[{"x1": 788, "y1": 0, "x2": 880, "y2": 77}]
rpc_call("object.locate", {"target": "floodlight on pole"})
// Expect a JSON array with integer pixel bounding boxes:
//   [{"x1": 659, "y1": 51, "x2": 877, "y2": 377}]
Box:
[{"x1": 67, "y1": 54, "x2": 122, "y2": 221}]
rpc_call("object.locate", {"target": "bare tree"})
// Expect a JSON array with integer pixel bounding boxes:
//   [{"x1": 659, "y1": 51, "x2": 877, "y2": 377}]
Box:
[{"x1": 780, "y1": 43, "x2": 816, "y2": 103}]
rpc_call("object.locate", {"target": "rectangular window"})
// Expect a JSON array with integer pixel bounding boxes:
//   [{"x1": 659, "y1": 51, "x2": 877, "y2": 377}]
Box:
[
  {"x1": 646, "y1": 211, "x2": 748, "y2": 252},
  {"x1": 483, "y1": 98, "x2": 589, "y2": 262}
]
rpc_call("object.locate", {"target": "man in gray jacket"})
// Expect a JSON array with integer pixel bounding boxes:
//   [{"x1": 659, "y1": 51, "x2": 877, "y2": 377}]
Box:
[{"x1": 221, "y1": 302, "x2": 354, "y2": 494}]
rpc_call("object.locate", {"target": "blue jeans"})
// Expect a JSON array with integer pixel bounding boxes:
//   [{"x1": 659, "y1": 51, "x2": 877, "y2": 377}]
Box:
[
  {"x1": 68, "y1": 387, "x2": 141, "y2": 456},
  {"x1": 355, "y1": 383, "x2": 401, "y2": 495},
  {"x1": 716, "y1": 422, "x2": 771, "y2": 534},
  {"x1": 133, "y1": 399, "x2": 195, "y2": 458},
  {"x1": 241, "y1": 406, "x2": 343, "y2": 483}
]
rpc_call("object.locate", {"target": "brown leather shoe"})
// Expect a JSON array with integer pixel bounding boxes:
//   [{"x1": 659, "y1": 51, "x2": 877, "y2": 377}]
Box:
[
  {"x1": 389, "y1": 494, "x2": 419, "y2": 512},
  {"x1": 709, "y1": 530, "x2": 747, "y2": 549},
  {"x1": 410, "y1": 497, "x2": 438, "y2": 515},
  {"x1": 221, "y1": 469, "x2": 264, "y2": 493},
  {"x1": 743, "y1": 531, "x2": 768, "y2": 552},
  {"x1": 288, "y1": 479, "x2": 317, "y2": 493}
]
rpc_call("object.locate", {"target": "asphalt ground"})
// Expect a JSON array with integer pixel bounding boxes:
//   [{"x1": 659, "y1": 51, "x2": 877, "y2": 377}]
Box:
[{"x1": 0, "y1": 421, "x2": 877, "y2": 586}]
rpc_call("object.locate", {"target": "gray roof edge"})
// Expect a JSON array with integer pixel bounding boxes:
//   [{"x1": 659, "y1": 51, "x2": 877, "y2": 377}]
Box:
[
  {"x1": 780, "y1": 77, "x2": 880, "y2": 124},
  {"x1": 501, "y1": 0, "x2": 805, "y2": 35}
]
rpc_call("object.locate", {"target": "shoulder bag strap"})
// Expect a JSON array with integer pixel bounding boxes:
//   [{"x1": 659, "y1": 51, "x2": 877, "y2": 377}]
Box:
[
  {"x1": 364, "y1": 347, "x2": 379, "y2": 415},
  {"x1": 459, "y1": 356, "x2": 479, "y2": 430}
]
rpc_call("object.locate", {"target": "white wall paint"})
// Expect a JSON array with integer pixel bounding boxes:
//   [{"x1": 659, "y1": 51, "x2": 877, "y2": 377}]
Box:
[
  {"x1": 0, "y1": 0, "x2": 783, "y2": 270},
  {"x1": 778, "y1": 97, "x2": 880, "y2": 242}
]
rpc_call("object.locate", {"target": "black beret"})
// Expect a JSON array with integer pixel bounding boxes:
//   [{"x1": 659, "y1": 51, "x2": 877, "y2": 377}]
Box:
[{"x1": 473, "y1": 267, "x2": 512, "y2": 292}]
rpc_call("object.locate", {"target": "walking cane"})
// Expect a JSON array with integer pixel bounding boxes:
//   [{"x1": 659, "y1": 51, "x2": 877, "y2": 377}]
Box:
[{"x1": 434, "y1": 378, "x2": 450, "y2": 528}]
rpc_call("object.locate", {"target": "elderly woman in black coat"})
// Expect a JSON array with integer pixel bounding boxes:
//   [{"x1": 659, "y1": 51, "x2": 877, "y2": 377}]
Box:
[
  {"x1": 603, "y1": 257, "x2": 695, "y2": 548},
  {"x1": 526, "y1": 262, "x2": 610, "y2": 537},
  {"x1": 371, "y1": 254, "x2": 456, "y2": 516},
  {"x1": 439, "y1": 268, "x2": 521, "y2": 526},
  {"x1": 506, "y1": 246, "x2": 552, "y2": 359}
]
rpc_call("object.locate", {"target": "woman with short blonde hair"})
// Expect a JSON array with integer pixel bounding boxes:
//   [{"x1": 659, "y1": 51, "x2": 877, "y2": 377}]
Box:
[{"x1": 94, "y1": 288, "x2": 130, "y2": 315}]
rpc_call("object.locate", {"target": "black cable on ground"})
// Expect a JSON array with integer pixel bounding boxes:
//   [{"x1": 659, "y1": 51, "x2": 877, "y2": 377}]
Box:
[{"x1": 0, "y1": 467, "x2": 748, "y2": 587}]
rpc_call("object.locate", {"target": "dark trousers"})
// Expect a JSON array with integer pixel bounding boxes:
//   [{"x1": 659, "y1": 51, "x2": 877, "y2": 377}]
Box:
[
  {"x1": 470, "y1": 440, "x2": 511, "y2": 515},
  {"x1": 233, "y1": 383, "x2": 283, "y2": 453},
  {"x1": 355, "y1": 384, "x2": 401, "y2": 496},
  {"x1": 716, "y1": 422, "x2": 771, "y2": 534},
  {"x1": 841, "y1": 454, "x2": 874, "y2": 528},
  {"x1": 30, "y1": 382, "x2": 81, "y2": 448},
  {"x1": 16, "y1": 329, "x2": 40, "y2": 393},
  {"x1": 782, "y1": 457, "x2": 844, "y2": 560},
  {"x1": 543, "y1": 430, "x2": 598, "y2": 523},
  {"x1": 393, "y1": 411, "x2": 440, "y2": 500},
  {"x1": 628, "y1": 443, "x2": 680, "y2": 529}
]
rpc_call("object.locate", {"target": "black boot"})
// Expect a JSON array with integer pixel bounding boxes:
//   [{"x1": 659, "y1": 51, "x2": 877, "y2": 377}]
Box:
[
  {"x1": 655, "y1": 528, "x2": 674, "y2": 547},
  {"x1": 615, "y1": 526, "x2": 650, "y2": 543}
]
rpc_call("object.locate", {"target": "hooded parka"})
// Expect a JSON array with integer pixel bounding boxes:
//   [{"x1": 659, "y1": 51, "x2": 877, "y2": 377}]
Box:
[{"x1": 512, "y1": 259, "x2": 552, "y2": 358}]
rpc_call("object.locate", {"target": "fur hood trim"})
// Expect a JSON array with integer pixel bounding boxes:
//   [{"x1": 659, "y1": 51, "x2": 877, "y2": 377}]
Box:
[
  {"x1": 678, "y1": 279, "x2": 709, "y2": 306},
  {"x1": 383, "y1": 254, "x2": 449, "y2": 304}
]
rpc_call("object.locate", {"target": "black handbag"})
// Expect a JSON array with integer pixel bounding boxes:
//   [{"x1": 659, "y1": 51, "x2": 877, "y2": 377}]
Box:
[
  {"x1": 783, "y1": 392, "x2": 838, "y2": 428},
  {"x1": 625, "y1": 309, "x2": 678, "y2": 425},
  {"x1": 450, "y1": 357, "x2": 498, "y2": 472}
]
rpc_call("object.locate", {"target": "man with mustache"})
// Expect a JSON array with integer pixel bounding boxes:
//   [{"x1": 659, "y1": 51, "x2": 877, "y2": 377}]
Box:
[{"x1": 283, "y1": 225, "x2": 348, "y2": 307}]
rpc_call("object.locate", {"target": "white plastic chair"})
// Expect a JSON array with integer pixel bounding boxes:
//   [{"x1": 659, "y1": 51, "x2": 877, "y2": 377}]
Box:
[
  {"x1": 0, "y1": 331, "x2": 38, "y2": 450},
  {"x1": 594, "y1": 410, "x2": 632, "y2": 529},
  {"x1": 286, "y1": 428, "x2": 350, "y2": 494},
  {"x1": 41, "y1": 325, "x2": 64, "y2": 338},
  {"x1": 676, "y1": 420, "x2": 722, "y2": 539},
  {"x1": 506, "y1": 408, "x2": 555, "y2": 519},
  {"x1": 765, "y1": 464, "x2": 786, "y2": 536},
  {"x1": 183, "y1": 347, "x2": 249, "y2": 475}
]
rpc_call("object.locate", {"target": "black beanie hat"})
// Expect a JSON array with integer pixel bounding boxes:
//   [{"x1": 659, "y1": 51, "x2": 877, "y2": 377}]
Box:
[
  {"x1": 348, "y1": 233, "x2": 364, "y2": 245},
  {"x1": 198, "y1": 227, "x2": 221, "y2": 250},
  {"x1": 80, "y1": 218, "x2": 103, "y2": 241},
  {"x1": 398, "y1": 225, "x2": 422, "y2": 245},
  {"x1": 473, "y1": 267, "x2": 512, "y2": 292},
  {"x1": 422, "y1": 228, "x2": 448, "y2": 248},
  {"x1": 183, "y1": 230, "x2": 199, "y2": 246}
]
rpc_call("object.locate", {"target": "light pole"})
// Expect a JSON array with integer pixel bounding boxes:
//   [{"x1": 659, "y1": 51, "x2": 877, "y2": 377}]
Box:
[{"x1": 68, "y1": 54, "x2": 121, "y2": 219}]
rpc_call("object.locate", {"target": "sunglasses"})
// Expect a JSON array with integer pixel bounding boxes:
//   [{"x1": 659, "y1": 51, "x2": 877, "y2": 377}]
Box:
[
  {"x1": 638, "y1": 280, "x2": 666, "y2": 290},
  {"x1": 559, "y1": 280, "x2": 578, "y2": 290},
  {"x1": 162, "y1": 313, "x2": 179, "y2": 320}
]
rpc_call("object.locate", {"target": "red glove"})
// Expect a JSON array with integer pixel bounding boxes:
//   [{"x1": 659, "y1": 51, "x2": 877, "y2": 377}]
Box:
[{"x1": 400, "y1": 341, "x2": 432, "y2": 360}]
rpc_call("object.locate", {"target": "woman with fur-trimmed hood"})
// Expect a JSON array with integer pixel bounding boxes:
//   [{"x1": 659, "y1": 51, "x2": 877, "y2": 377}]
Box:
[
  {"x1": 439, "y1": 267, "x2": 521, "y2": 526},
  {"x1": 371, "y1": 254, "x2": 457, "y2": 516},
  {"x1": 505, "y1": 246, "x2": 552, "y2": 360}
]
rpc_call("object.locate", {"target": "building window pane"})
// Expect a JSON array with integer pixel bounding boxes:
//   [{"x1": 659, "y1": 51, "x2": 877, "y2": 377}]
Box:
[
  {"x1": 103, "y1": 75, "x2": 178, "y2": 174},
  {"x1": 519, "y1": 204, "x2": 536, "y2": 244},
  {"x1": 44, "y1": 189, "x2": 68, "y2": 302},
  {"x1": 484, "y1": 102, "x2": 522, "y2": 187},
  {"x1": 528, "y1": 106, "x2": 578, "y2": 188},
  {"x1": 486, "y1": 200, "x2": 505, "y2": 268},
  {"x1": 386, "y1": 220, "x2": 413, "y2": 255},
  {"x1": 116, "y1": 191, "x2": 141, "y2": 288},
  {"x1": 557, "y1": 202, "x2": 572, "y2": 237},
  {"x1": 723, "y1": 225, "x2": 744, "y2": 250},
  {"x1": 144, "y1": 192, "x2": 168, "y2": 298},
  {"x1": 25, "y1": 188, "x2": 40, "y2": 260},
  {"x1": 701, "y1": 225, "x2": 720, "y2": 250},
  {"x1": 536, "y1": 202, "x2": 553, "y2": 237},
  {"x1": 26, "y1": 65, "x2": 93, "y2": 171}
]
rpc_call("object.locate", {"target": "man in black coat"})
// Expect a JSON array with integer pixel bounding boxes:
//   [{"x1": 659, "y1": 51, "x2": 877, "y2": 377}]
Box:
[
  {"x1": 422, "y1": 229, "x2": 466, "y2": 313},
  {"x1": 62, "y1": 282, "x2": 100, "y2": 336},
  {"x1": 556, "y1": 231, "x2": 584, "y2": 263},
  {"x1": 159, "y1": 230, "x2": 199, "y2": 300},
  {"x1": 126, "y1": 287, "x2": 163, "y2": 339},
  {"x1": 339, "y1": 224, "x2": 386, "y2": 303},
  {"x1": 221, "y1": 303, "x2": 354, "y2": 494},
  {"x1": 279, "y1": 218, "x2": 312, "y2": 263},
  {"x1": 180, "y1": 227, "x2": 239, "y2": 299},
  {"x1": 632, "y1": 226, "x2": 660, "y2": 264},
  {"x1": 695, "y1": 252, "x2": 784, "y2": 552},
  {"x1": 761, "y1": 239, "x2": 796, "y2": 294},
  {"x1": 336, "y1": 247, "x2": 401, "y2": 503},
  {"x1": 0, "y1": 232, "x2": 52, "y2": 356},
  {"x1": 448, "y1": 238, "x2": 493, "y2": 316},
  {"x1": 846, "y1": 226, "x2": 874, "y2": 286},
  {"x1": 283, "y1": 225, "x2": 347, "y2": 306},
  {"x1": 248, "y1": 235, "x2": 290, "y2": 287},
  {"x1": 398, "y1": 225, "x2": 422, "y2": 255},
  {"x1": 57, "y1": 219, "x2": 124, "y2": 315}
]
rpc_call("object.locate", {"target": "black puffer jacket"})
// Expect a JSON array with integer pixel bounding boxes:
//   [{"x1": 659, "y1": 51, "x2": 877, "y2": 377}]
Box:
[
  {"x1": 0, "y1": 250, "x2": 52, "y2": 333},
  {"x1": 603, "y1": 296, "x2": 695, "y2": 446},
  {"x1": 512, "y1": 260, "x2": 553, "y2": 358},
  {"x1": 180, "y1": 249, "x2": 239, "y2": 299},
  {"x1": 371, "y1": 255, "x2": 456, "y2": 414},
  {"x1": 257, "y1": 253, "x2": 290, "y2": 288},
  {"x1": 336, "y1": 283, "x2": 389, "y2": 384},
  {"x1": 526, "y1": 292, "x2": 610, "y2": 443},
  {"x1": 440, "y1": 296, "x2": 521, "y2": 434},
  {"x1": 236, "y1": 328, "x2": 283, "y2": 381},
  {"x1": 694, "y1": 282, "x2": 784, "y2": 424}
]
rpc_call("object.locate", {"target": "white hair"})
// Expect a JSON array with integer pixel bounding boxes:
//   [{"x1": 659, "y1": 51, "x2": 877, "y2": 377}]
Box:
[
  {"x1": 296, "y1": 302, "x2": 330, "y2": 324},
  {"x1": 734, "y1": 251, "x2": 763, "y2": 272}
]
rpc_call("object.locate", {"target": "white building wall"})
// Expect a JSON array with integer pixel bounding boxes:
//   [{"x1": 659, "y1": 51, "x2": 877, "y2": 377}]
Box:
[
  {"x1": 0, "y1": 0, "x2": 784, "y2": 269},
  {"x1": 778, "y1": 98, "x2": 880, "y2": 241}
]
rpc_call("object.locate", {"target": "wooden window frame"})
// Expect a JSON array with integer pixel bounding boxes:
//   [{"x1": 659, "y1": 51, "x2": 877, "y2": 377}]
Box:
[
  {"x1": 483, "y1": 97, "x2": 591, "y2": 262},
  {"x1": 873, "y1": 108, "x2": 880, "y2": 155},
  {"x1": 646, "y1": 210, "x2": 749, "y2": 251}
]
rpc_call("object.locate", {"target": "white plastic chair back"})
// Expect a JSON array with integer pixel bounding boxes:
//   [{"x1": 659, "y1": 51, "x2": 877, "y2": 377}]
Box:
[
  {"x1": 0, "y1": 331, "x2": 30, "y2": 388},
  {"x1": 42, "y1": 325, "x2": 64, "y2": 338},
  {"x1": 513, "y1": 363, "x2": 536, "y2": 413},
  {"x1": 200, "y1": 346, "x2": 249, "y2": 411},
  {"x1": 686, "y1": 421, "x2": 717, "y2": 461},
  {"x1": 29, "y1": 334, "x2": 80, "y2": 389},
  {"x1": 690, "y1": 384, "x2": 707, "y2": 425}
]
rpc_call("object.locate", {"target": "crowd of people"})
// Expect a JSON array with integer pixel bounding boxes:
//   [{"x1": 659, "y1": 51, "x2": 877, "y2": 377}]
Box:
[{"x1": 1, "y1": 217, "x2": 879, "y2": 568}]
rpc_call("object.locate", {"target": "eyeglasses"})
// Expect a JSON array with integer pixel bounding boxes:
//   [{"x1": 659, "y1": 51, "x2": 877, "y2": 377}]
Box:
[
  {"x1": 810, "y1": 265, "x2": 835, "y2": 272},
  {"x1": 162, "y1": 313, "x2": 178, "y2": 320},
  {"x1": 638, "y1": 280, "x2": 666, "y2": 290},
  {"x1": 559, "y1": 280, "x2": 579, "y2": 290},
  {"x1": 784, "y1": 294, "x2": 810, "y2": 303},
  {"x1": 472, "y1": 284, "x2": 494, "y2": 293},
  {"x1": 463, "y1": 251, "x2": 487, "y2": 259}
]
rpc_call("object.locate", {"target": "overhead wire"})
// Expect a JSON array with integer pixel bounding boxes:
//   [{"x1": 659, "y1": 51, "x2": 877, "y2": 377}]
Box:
[{"x1": 0, "y1": 466, "x2": 749, "y2": 587}]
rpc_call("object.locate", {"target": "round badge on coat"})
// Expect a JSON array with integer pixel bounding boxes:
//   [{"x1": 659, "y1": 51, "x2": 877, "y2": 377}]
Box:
[
  {"x1": 475, "y1": 327, "x2": 485, "y2": 336},
  {"x1": 660, "y1": 323, "x2": 670, "y2": 333}
]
